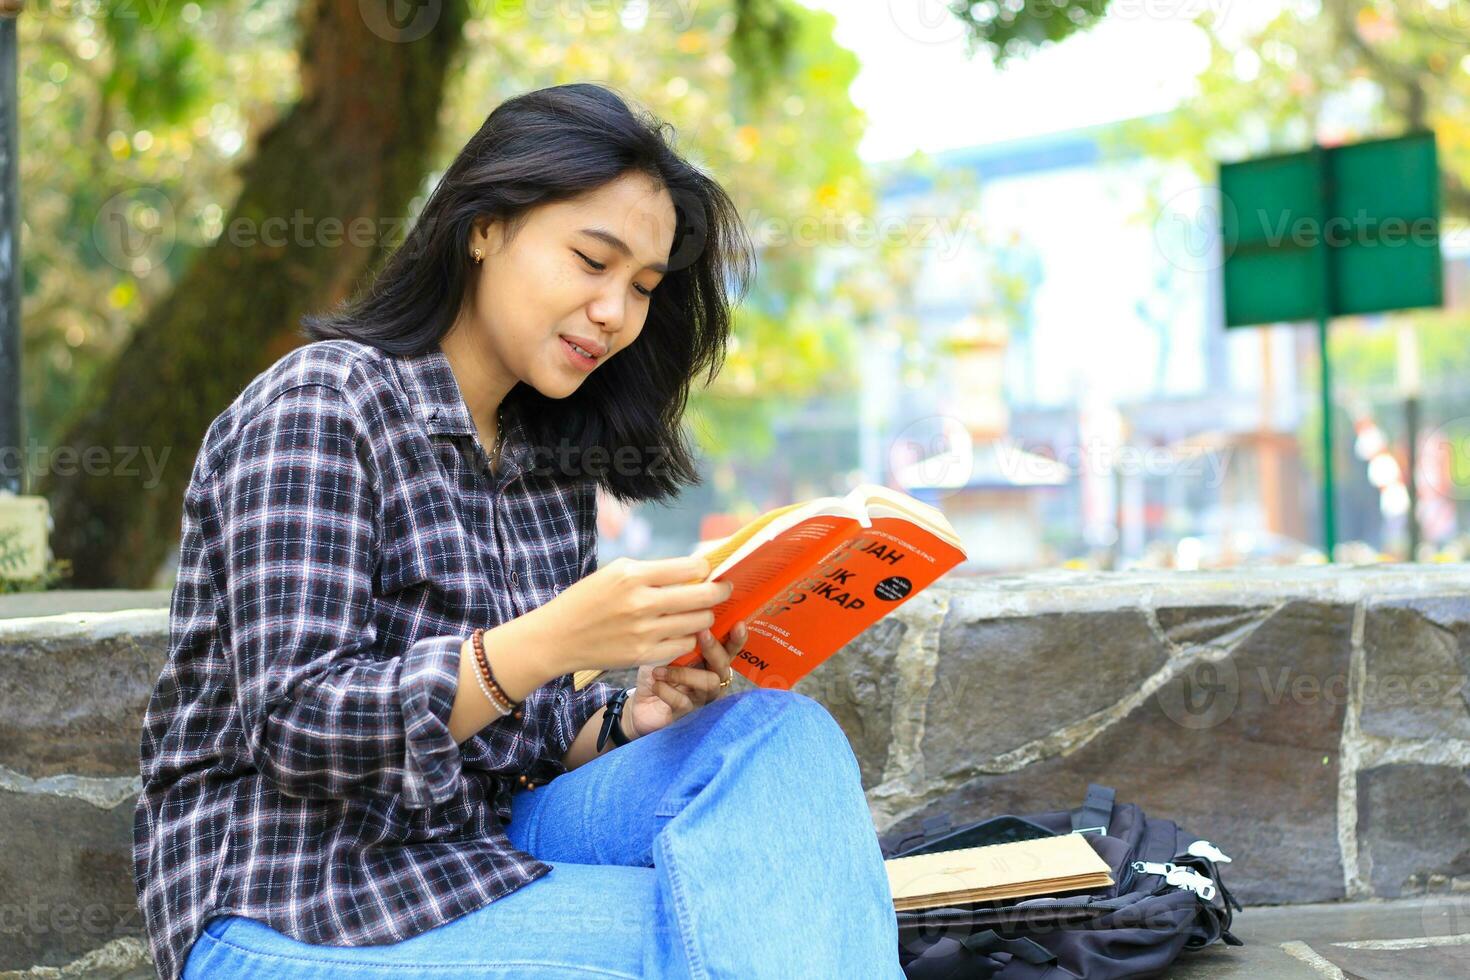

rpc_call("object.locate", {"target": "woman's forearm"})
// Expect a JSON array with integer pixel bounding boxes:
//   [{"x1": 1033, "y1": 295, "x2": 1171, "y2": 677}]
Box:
[
  {"x1": 561, "y1": 700, "x2": 635, "y2": 771},
  {"x1": 448, "y1": 610, "x2": 565, "y2": 744}
]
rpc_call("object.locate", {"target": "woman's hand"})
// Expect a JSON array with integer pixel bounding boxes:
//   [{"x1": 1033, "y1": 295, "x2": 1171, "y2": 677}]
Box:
[
  {"x1": 625, "y1": 621, "x2": 748, "y2": 739},
  {"x1": 532, "y1": 555, "x2": 735, "y2": 675}
]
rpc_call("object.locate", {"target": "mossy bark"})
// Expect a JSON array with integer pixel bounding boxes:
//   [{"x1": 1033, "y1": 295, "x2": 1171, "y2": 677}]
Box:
[{"x1": 41, "y1": 0, "x2": 468, "y2": 587}]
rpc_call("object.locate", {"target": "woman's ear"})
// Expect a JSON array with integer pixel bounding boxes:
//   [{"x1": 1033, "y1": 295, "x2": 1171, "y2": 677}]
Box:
[
  {"x1": 467, "y1": 215, "x2": 490, "y2": 256},
  {"x1": 472, "y1": 215, "x2": 509, "y2": 257}
]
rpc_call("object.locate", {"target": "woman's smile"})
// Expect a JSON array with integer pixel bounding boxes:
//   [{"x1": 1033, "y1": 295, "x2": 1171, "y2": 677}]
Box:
[{"x1": 560, "y1": 335, "x2": 600, "y2": 371}]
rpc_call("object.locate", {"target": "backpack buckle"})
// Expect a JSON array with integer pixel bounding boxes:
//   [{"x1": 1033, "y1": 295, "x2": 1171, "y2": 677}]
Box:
[
  {"x1": 1186, "y1": 839, "x2": 1233, "y2": 864},
  {"x1": 1165, "y1": 867, "x2": 1218, "y2": 901},
  {"x1": 1132, "y1": 861, "x2": 1217, "y2": 901}
]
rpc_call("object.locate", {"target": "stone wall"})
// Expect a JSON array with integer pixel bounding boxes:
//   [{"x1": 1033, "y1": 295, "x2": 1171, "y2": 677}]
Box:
[{"x1": 3, "y1": 566, "x2": 1468, "y2": 975}]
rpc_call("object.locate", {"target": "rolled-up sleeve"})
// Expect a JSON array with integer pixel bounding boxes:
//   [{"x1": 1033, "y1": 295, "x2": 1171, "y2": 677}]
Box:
[{"x1": 202, "y1": 382, "x2": 465, "y2": 810}]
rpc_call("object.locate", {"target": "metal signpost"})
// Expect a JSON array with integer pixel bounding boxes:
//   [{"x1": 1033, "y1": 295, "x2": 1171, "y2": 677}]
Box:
[
  {"x1": 1219, "y1": 132, "x2": 1444, "y2": 560},
  {"x1": 1, "y1": 3, "x2": 20, "y2": 498}
]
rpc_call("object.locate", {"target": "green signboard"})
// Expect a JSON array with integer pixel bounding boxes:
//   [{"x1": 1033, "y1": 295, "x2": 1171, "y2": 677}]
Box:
[
  {"x1": 1221, "y1": 132, "x2": 1442, "y2": 326},
  {"x1": 1217, "y1": 132, "x2": 1444, "y2": 560}
]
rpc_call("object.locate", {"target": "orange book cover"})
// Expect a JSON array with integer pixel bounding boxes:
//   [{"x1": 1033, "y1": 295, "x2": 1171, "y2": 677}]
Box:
[{"x1": 573, "y1": 484, "x2": 968, "y2": 691}]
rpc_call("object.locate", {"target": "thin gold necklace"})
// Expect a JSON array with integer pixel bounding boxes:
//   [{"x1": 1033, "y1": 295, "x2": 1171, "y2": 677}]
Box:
[{"x1": 490, "y1": 402, "x2": 507, "y2": 471}]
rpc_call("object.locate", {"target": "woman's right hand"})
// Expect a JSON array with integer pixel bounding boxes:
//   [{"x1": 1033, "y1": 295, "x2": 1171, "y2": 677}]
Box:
[{"x1": 534, "y1": 555, "x2": 735, "y2": 675}]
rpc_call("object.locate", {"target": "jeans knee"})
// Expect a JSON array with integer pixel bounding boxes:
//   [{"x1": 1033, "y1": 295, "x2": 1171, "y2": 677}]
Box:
[{"x1": 736, "y1": 688, "x2": 852, "y2": 753}]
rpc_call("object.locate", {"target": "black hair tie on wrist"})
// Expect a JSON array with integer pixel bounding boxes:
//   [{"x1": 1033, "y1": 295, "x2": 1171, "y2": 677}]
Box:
[{"x1": 597, "y1": 688, "x2": 634, "y2": 752}]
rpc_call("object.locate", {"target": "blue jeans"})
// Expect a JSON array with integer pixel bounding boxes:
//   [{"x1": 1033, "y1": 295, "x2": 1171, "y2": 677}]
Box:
[{"x1": 183, "y1": 688, "x2": 906, "y2": 978}]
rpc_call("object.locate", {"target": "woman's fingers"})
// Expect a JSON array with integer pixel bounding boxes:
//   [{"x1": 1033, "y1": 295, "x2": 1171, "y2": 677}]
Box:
[
  {"x1": 697, "y1": 628, "x2": 731, "y2": 676},
  {"x1": 655, "y1": 663, "x2": 720, "y2": 700},
  {"x1": 723, "y1": 622, "x2": 747, "y2": 663},
  {"x1": 654, "y1": 679, "x2": 696, "y2": 714}
]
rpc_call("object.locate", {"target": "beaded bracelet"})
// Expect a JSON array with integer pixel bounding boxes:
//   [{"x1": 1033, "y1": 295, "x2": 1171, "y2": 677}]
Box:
[{"x1": 471, "y1": 628, "x2": 520, "y2": 718}]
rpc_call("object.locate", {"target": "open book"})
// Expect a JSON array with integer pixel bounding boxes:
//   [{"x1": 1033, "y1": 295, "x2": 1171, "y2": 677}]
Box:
[
  {"x1": 571, "y1": 483, "x2": 967, "y2": 691},
  {"x1": 885, "y1": 833, "x2": 1114, "y2": 912}
]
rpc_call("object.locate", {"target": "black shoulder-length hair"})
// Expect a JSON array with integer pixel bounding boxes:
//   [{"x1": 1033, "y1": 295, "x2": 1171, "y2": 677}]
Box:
[{"x1": 300, "y1": 82, "x2": 755, "y2": 504}]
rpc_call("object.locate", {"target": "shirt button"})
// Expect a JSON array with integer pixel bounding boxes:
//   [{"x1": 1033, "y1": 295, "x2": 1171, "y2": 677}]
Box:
[
  {"x1": 512, "y1": 709, "x2": 523, "y2": 720},
  {"x1": 510, "y1": 570, "x2": 519, "y2": 587}
]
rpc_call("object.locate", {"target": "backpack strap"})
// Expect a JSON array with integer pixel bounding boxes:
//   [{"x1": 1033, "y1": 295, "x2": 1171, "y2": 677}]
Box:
[
  {"x1": 1071, "y1": 783, "x2": 1116, "y2": 835},
  {"x1": 888, "y1": 813, "x2": 954, "y2": 857}
]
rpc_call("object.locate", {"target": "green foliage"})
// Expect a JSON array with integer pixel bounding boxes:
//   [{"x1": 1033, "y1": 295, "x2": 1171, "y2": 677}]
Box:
[
  {"x1": 730, "y1": 0, "x2": 801, "y2": 99},
  {"x1": 0, "y1": 527, "x2": 72, "y2": 594},
  {"x1": 951, "y1": 0, "x2": 1114, "y2": 63},
  {"x1": 18, "y1": 0, "x2": 301, "y2": 453}
]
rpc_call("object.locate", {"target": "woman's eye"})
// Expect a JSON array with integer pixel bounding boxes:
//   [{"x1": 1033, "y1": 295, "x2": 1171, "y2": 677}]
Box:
[
  {"x1": 575, "y1": 250, "x2": 606, "y2": 272},
  {"x1": 578, "y1": 249, "x2": 653, "y2": 297}
]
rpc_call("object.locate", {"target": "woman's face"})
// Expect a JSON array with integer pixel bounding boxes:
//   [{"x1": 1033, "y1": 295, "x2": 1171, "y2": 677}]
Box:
[{"x1": 466, "y1": 171, "x2": 677, "y2": 400}]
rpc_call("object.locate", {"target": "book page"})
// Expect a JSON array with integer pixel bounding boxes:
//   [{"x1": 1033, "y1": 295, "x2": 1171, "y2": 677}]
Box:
[
  {"x1": 850, "y1": 484, "x2": 963, "y2": 549},
  {"x1": 694, "y1": 496, "x2": 866, "y2": 580}
]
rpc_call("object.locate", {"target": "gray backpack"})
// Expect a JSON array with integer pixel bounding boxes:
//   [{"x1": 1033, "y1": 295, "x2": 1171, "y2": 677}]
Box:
[{"x1": 886, "y1": 785, "x2": 1242, "y2": 979}]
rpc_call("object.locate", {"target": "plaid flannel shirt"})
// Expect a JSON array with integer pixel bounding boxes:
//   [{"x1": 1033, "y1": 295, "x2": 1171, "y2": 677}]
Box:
[{"x1": 133, "y1": 339, "x2": 619, "y2": 980}]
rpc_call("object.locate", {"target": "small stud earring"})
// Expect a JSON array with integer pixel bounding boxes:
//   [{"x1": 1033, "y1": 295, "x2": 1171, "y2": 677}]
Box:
[{"x1": 472, "y1": 247, "x2": 484, "y2": 264}]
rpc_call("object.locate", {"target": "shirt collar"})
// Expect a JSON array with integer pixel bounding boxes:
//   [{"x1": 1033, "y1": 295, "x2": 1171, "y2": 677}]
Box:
[{"x1": 392, "y1": 343, "x2": 528, "y2": 475}]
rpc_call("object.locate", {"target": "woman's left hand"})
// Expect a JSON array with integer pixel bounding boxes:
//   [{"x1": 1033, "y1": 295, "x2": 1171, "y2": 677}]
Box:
[{"x1": 625, "y1": 621, "x2": 747, "y2": 739}]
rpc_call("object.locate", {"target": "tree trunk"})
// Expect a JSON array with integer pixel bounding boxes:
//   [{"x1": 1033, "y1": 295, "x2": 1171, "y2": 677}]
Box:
[{"x1": 41, "y1": 0, "x2": 468, "y2": 587}]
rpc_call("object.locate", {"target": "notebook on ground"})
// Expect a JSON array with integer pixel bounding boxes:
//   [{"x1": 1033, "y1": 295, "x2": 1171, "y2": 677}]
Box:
[{"x1": 884, "y1": 833, "x2": 1114, "y2": 912}]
